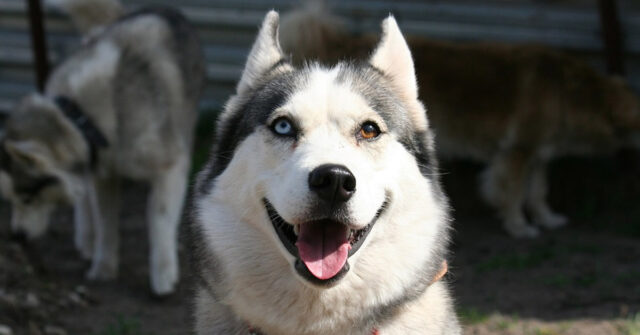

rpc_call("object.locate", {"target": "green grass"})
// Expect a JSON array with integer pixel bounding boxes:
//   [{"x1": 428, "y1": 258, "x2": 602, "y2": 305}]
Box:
[
  {"x1": 619, "y1": 313, "x2": 640, "y2": 335},
  {"x1": 528, "y1": 324, "x2": 572, "y2": 335},
  {"x1": 94, "y1": 316, "x2": 153, "y2": 335},
  {"x1": 458, "y1": 307, "x2": 490, "y2": 325},
  {"x1": 530, "y1": 328, "x2": 562, "y2": 335}
]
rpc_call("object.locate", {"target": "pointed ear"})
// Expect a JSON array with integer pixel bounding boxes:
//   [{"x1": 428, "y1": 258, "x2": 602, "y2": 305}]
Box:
[
  {"x1": 237, "y1": 11, "x2": 285, "y2": 94},
  {"x1": 370, "y1": 16, "x2": 418, "y2": 103},
  {"x1": 4, "y1": 140, "x2": 49, "y2": 169}
]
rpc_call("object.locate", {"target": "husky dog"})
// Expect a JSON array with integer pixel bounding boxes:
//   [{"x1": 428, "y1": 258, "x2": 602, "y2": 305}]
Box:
[
  {"x1": 279, "y1": 7, "x2": 640, "y2": 238},
  {"x1": 0, "y1": 0, "x2": 205, "y2": 295},
  {"x1": 191, "y1": 11, "x2": 460, "y2": 334}
]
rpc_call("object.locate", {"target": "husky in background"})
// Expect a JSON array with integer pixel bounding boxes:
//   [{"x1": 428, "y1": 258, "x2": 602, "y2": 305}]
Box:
[
  {"x1": 191, "y1": 11, "x2": 460, "y2": 334},
  {"x1": 279, "y1": 6, "x2": 640, "y2": 238},
  {"x1": 0, "y1": 0, "x2": 205, "y2": 295}
]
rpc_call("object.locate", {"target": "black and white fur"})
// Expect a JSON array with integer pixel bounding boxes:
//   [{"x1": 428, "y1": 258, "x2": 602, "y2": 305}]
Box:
[
  {"x1": 191, "y1": 11, "x2": 460, "y2": 334},
  {"x1": 0, "y1": 0, "x2": 205, "y2": 295}
]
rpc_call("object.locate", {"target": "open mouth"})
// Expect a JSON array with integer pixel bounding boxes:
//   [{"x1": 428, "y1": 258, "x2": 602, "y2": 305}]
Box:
[{"x1": 263, "y1": 196, "x2": 389, "y2": 285}]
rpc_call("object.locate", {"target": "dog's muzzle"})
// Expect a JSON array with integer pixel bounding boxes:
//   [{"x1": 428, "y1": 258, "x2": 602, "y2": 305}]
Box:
[{"x1": 263, "y1": 192, "x2": 389, "y2": 286}]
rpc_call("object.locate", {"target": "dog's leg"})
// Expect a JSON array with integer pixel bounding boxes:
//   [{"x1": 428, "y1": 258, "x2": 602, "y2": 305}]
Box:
[
  {"x1": 526, "y1": 161, "x2": 568, "y2": 229},
  {"x1": 147, "y1": 155, "x2": 189, "y2": 295},
  {"x1": 481, "y1": 148, "x2": 539, "y2": 238},
  {"x1": 87, "y1": 175, "x2": 120, "y2": 280},
  {"x1": 73, "y1": 185, "x2": 94, "y2": 260}
]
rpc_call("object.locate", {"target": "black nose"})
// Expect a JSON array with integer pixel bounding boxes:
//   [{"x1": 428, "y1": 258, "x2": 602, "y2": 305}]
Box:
[{"x1": 308, "y1": 164, "x2": 356, "y2": 204}]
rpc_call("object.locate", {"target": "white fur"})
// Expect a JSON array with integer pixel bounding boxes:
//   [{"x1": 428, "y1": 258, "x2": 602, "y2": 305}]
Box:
[
  {"x1": 236, "y1": 11, "x2": 285, "y2": 95},
  {"x1": 86, "y1": 174, "x2": 119, "y2": 281},
  {"x1": 369, "y1": 16, "x2": 427, "y2": 131},
  {"x1": 68, "y1": 41, "x2": 121, "y2": 95},
  {"x1": 265, "y1": 67, "x2": 387, "y2": 228},
  {"x1": 3, "y1": 9, "x2": 201, "y2": 295},
  {"x1": 197, "y1": 128, "x2": 449, "y2": 333},
  {"x1": 147, "y1": 155, "x2": 189, "y2": 294},
  {"x1": 11, "y1": 202, "x2": 54, "y2": 239},
  {"x1": 73, "y1": 185, "x2": 95, "y2": 260},
  {"x1": 194, "y1": 15, "x2": 458, "y2": 331},
  {"x1": 526, "y1": 162, "x2": 568, "y2": 229}
]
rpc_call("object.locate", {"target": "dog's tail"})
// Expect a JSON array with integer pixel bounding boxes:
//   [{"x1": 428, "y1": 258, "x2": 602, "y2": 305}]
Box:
[
  {"x1": 46, "y1": 0, "x2": 123, "y2": 35},
  {"x1": 279, "y1": 1, "x2": 357, "y2": 65}
]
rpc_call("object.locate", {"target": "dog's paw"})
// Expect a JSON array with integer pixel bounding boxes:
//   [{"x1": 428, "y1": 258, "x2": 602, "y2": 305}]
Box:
[
  {"x1": 86, "y1": 260, "x2": 118, "y2": 281},
  {"x1": 150, "y1": 254, "x2": 179, "y2": 296},
  {"x1": 535, "y1": 213, "x2": 568, "y2": 230},
  {"x1": 504, "y1": 222, "x2": 540, "y2": 239}
]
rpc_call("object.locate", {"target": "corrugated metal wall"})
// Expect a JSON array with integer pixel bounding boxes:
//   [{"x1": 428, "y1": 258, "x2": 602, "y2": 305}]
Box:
[{"x1": 1, "y1": 0, "x2": 639, "y2": 111}]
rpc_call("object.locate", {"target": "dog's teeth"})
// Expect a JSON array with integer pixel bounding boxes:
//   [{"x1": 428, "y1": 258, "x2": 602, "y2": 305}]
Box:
[{"x1": 294, "y1": 225, "x2": 299, "y2": 236}]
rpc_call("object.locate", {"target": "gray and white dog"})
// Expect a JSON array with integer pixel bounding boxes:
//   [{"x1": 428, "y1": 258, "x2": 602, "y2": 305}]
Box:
[
  {"x1": 191, "y1": 11, "x2": 460, "y2": 334},
  {"x1": 0, "y1": 0, "x2": 205, "y2": 295}
]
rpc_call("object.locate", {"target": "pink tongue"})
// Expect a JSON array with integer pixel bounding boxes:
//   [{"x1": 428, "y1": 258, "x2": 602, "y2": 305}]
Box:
[{"x1": 295, "y1": 221, "x2": 350, "y2": 280}]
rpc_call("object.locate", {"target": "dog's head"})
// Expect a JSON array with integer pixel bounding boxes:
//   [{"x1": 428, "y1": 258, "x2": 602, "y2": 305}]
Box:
[
  {"x1": 0, "y1": 94, "x2": 89, "y2": 239},
  {"x1": 197, "y1": 12, "x2": 448, "y2": 288}
]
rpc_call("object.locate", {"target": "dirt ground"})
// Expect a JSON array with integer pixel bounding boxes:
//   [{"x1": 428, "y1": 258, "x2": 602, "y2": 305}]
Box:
[{"x1": 1, "y1": 150, "x2": 639, "y2": 334}]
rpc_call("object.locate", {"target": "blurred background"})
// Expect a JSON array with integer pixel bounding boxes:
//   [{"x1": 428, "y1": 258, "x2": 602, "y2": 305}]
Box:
[{"x1": 0, "y1": 0, "x2": 639, "y2": 334}]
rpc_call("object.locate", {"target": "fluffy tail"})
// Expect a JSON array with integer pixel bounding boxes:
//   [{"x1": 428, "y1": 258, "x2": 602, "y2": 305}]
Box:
[{"x1": 46, "y1": 0, "x2": 123, "y2": 34}]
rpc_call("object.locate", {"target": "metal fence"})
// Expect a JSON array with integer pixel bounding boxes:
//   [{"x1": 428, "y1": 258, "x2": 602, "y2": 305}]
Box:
[{"x1": 1, "y1": 0, "x2": 639, "y2": 111}]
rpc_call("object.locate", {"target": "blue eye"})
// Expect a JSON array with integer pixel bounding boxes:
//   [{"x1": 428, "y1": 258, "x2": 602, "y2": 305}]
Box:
[{"x1": 272, "y1": 117, "x2": 295, "y2": 137}]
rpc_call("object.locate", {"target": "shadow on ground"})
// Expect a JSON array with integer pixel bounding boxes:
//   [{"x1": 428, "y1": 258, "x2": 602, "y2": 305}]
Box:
[{"x1": 445, "y1": 155, "x2": 640, "y2": 334}]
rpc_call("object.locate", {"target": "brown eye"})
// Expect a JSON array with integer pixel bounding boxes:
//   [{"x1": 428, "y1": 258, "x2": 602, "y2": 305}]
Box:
[{"x1": 359, "y1": 122, "x2": 381, "y2": 140}]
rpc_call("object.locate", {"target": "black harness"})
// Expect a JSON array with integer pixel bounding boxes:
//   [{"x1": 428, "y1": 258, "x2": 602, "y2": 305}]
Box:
[{"x1": 53, "y1": 95, "x2": 109, "y2": 168}]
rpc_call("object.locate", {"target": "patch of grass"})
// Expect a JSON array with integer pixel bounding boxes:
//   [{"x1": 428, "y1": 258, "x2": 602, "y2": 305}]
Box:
[
  {"x1": 458, "y1": 307, "x2": 489, "y2": 325},
  {"x1": 475, "y1": 248, "x2": 555, "y2": 272},
  {"x1": 531, "y1": 328, "x2": 563, "y2": 335},
  {"x1": 94, "y1": 316, "x2": 153, "y2": 335},
  {"x1": 492, "y1": 316, "x2": 518, "y2": 331},
  {"x1": 619, "y1": 313, "x2": 640, "y2": 335},
  {"x1": 525, "y1": 321, "x2": 572, "y2": 335},
  {"x1": 494, "y1": 319, "x2": 511, "y2": 331}
]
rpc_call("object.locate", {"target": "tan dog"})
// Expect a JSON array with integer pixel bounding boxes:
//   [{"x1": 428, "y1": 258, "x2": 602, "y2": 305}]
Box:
[{"x1": 279, "y1": 7, "x2": 640, "y2": 238}]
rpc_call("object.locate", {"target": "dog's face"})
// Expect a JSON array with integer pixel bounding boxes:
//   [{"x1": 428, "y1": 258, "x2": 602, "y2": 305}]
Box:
[
  {"x1": 197, "y1": 12, "x2": 447, "y2": 289},
  {"x1": 0, "y1": 94, "x2": 87, "y2": 238}
]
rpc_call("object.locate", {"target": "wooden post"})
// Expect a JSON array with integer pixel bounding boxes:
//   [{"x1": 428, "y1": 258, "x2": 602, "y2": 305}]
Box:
[
  {"x1": 27, "y1": 0, "x2": 50, "y2": 91},
  {"x1": 597, "y1": 0, "x2": 625, "y2": 75},
  {"x1": 598, "y1": 1, "x2": 639, "y2": 169}
]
